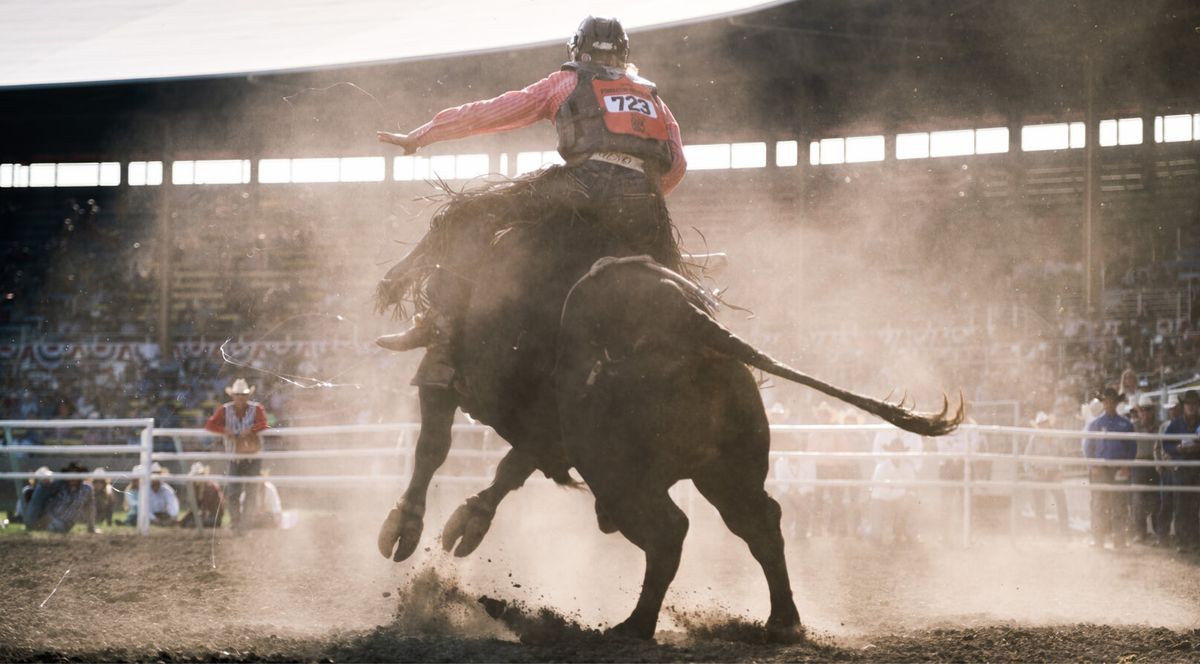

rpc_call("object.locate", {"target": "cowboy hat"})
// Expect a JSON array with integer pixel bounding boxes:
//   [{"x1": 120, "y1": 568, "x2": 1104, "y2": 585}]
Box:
[
  {"x1": 225, "y1": 378, "x2": 255, "y2": 396},
  {"x1": 1136, "y1": 394, "x2": 1157, "y2": 409}
]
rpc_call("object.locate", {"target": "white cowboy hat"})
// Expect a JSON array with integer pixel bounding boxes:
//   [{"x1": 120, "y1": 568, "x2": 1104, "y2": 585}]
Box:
[
  {"x1": 225, "y1": 378, "x2": 256, "y2": 396},
  {"x1": 1137, "y1": 394, "x2": 1157, "y2": 409}
]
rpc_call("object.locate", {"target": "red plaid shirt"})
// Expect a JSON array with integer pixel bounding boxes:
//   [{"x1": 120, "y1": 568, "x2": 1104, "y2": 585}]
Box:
[{"x1": 409, "y1": 70, "x2": 687, "y2": 195}]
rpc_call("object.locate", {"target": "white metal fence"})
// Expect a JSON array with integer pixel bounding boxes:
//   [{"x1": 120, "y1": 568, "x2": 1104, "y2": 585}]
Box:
[{"x1": 3, "y1": 419, "x2": 1200, "y2": 543}]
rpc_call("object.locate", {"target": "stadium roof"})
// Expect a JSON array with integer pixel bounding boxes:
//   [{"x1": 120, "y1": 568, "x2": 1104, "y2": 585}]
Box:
[{"x1": 0, "y1": 0, "x2": 784, "y2": 89}]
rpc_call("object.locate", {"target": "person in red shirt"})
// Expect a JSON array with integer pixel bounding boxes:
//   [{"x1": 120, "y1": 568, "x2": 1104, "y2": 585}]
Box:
[
  {"x1": 375, "y1": 15, "x2": 688, "y2": 364},
  {"x1": 203, "y1": 378, "x2": 269, "y2": 530}
]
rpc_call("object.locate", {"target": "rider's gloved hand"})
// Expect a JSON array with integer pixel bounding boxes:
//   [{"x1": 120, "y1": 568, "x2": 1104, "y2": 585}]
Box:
[{"x1": 377, "y1": 131, "x2": 419, "y2": 155}]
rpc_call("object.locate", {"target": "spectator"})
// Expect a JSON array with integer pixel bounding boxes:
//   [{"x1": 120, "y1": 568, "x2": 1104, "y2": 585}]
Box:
[
  {"x1": 869, "y1": 437, "x2": 918, "y2": 544},
  {"x1": 937, "y1": 421, "x2": 983, "y2": 543},
  {"x1": 203, "y1": 378, "x2": 269, "y2": 531},
  {"x1": 1130, "y1": 394, "x2": 1161, "y2": 544},
  {"x1": 772, "y1": 444, "x2": 814, "y2": 540},
  {"x1": 179, "y1": 462, "x2": 225, "y2": 529},
  {"x1": 91, "y1": 468, "x2": 118, "y2": 527},
  {"x1": 1083, "y1": 386, "x2": 1136, "y2": 549},
  {"x1": 124, "y1": 462, "x2": 179, "y2": 527},
  {"x1": 241, "y1": 469, "x2": 285, "y2": 529},
  {"x1": 1023, "y1": 411, "x2": 1072, "y2": 537},
  {"x1": 1117, "y1": 368, "x2": 1142, "y2": 418},
  {"x1": 1160, "y1": 389, "x2": 1200, "y2": 552},
  {"x1": 810, "y1": 402, "x2": 859, "y2": 537},
  {"x1": 11, "y1": 466, "x2": 52, "y2": 524},
  {"x1": 23, "y1": 462, "x2": 96, "y2": 534}
]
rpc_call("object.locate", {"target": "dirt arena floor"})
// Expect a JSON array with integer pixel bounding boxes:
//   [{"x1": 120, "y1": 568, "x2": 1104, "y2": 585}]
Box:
[{"x1": 3, "y1": 483, "x2": 1200, "y2": 662}]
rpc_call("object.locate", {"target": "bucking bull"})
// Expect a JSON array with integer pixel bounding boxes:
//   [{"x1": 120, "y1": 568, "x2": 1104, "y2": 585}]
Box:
[{"x1": 374, "y1": 176, "x2": 964, "y2": 641}]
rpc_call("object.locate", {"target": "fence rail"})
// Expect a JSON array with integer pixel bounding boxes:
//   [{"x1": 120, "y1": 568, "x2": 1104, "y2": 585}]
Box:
[{"x1": 3, "y1": 419, "x2": 1199, "y2": 542}]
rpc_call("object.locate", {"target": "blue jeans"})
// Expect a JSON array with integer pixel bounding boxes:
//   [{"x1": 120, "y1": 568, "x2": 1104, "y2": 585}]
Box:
[
  {"x1": 1165, "y1": 465, "x2": 1200, "y2": 547},
  {"x1": 227, "y1": 458, "x2": 262, "y2": 527},
  {"x1": 22, "y1": 484, "x2": 70, "y2": 532}
]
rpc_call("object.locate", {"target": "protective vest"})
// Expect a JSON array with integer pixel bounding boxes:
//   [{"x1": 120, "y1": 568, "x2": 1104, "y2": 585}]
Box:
[{"x1": 555, "y1": 62, "x2": 673, "y2": 170}]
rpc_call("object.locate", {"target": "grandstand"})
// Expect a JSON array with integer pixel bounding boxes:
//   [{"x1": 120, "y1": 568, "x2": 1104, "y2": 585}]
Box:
[{"x1": 2, "y1": 1, "x2": 1200, "y2": 452}]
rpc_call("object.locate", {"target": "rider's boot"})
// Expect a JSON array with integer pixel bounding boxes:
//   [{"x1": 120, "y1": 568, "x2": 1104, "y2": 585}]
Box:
[{"x1": 376, "y1": 313, "x2": 438, "y2": 352}]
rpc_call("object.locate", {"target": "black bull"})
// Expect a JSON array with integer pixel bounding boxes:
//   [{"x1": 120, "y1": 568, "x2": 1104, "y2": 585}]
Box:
[{"x1": 374, "y1": 189, "x2": 964, "y2": 640}]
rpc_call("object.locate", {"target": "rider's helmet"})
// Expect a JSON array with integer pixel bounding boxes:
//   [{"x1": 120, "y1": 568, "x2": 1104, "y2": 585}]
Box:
[{"x1": 568, "y1": 16, "x2": 629, "y2": 66}]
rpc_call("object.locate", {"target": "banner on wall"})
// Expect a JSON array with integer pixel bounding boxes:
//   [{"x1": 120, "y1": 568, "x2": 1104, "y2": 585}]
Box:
[{"x1": 0, "y1": 340, "x2": 367, "y2": 371}]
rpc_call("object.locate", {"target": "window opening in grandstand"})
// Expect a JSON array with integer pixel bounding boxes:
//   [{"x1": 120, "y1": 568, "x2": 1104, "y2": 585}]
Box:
[
  {"x1": 775, "y1": 140, "x2": 798, "y2": 167},
  {"x1": 1070, "y1": 122, "x2": 1086, "y2": 148},
  {"x1": 1021, "y1": 122, "x2": 1084, "y2": 151},
  {"x1": 514, "y1": 151, "x2": 543, "y2": 175},
  {"x1": 929, "y1": 129, "x2": 974, "y2": 157},
  {"x1": 511, "y1": 151, "x2": 564, "y2": 176},
  {"x1": 393, "y1": 153, "x2": 494, "y2": 180},
  {"x1": 127, "y1": 161, "x2": 163, "y2": 186},
  {"x1": 845, "y1": 135, "x2": 884, "y2": 163},
  {"x1": 1153, "y1": 114, "x2": 1196, "y2": 143},
  {"x1": 46, "y1": 162, "x2": 121, "y2": 187},
  {"x1": 29, "y1": 163, "x2": 56, "y2": 187},
  {"x1": 339, "y1": 156, "x2": 385, "y2": 182},
  {"x1": 258, "y1": 159, "x2": 290, "y2": 183},
  {"x1": 974, "y1": 127, "x2": 1009, "y2": 154},
  {"x1": 896, "y1": 133, "x2": 929, "y2": 160},
  {"x1": 499, "y1": 153, "x2": 509, "y2": 176},
  {"x1": 289, "y1": 158, "x2": 340, "y2": 183},
  {"x1": 684, "y1": 143, "x2": 732, "y2": 170},
  {"x1": 0, "y1": 164, "x2": 30, "y2": 187},
  {"x1": 1099, "y1": 117, "x2": 1143, "y2": 146},
  {"x1": 809, "y1": 138, "x2": 845, "y2": 165},
  {"x1": 731, "y1": 142, "x2": 767, "y2": 168},
  {"x1": 172, "y1": 159, "x2": 251, "y2": 185},
  {"x1": 455, "y1": 153, "x2": 490, "y2": 180}
]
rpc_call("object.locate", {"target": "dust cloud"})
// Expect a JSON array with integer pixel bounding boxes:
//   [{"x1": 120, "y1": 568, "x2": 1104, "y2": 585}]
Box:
[
  {"x1": 236, "y1": 479, "x2": 1198, "y2": 642},
  {"x1": 67, "y1": 3, "x2": 1197, "y2": 648}
]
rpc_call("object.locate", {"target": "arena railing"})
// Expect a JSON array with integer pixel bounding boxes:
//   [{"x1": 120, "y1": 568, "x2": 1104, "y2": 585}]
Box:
[
  {"x1": 2, "y1": 420, "x2": 1199, "y2": 544},
  {"x1": 0, "y1": 418, "x2": 155, "y2": 534}
]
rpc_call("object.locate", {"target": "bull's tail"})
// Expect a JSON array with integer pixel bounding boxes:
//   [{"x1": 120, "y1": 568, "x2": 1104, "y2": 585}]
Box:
[{"x1": 683, "y1": 300, "x2": 965, "y2": 436}]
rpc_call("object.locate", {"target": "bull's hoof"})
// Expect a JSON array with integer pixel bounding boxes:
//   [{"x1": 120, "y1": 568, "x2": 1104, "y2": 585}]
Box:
[
  {"x1": 441, "y1": 496, "x2": 495, "y2": 557},
  {"x1": 594, "y1": 500, "x2": 618, "y2": 534},
  {"x1": 606, "y1": 617, "x2": 656, "y2": 641},
  {"x1": 765, "y1": 616, "x2": 806, "y2": 644},
  {"x1": 377, "y1": 501, "x2": 425, "y2": 562}
]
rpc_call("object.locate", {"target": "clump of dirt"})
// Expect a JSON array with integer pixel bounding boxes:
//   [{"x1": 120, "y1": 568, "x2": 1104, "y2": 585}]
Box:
[
  {"x1": 387, "y1": 567, "x2": 510, "y2": 639},
  {"x1": 476, "y1": 595, "x2": 602, "y2": 646},
  {"x1": 668, "y1": 608, "x2": 774, "y2": 644}
]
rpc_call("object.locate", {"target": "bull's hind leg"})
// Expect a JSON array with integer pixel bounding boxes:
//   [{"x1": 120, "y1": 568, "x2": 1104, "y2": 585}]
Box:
[
  {"x1": 692, "y1": 466, "x2": 804, "y2": 642},
  {"x1": 592, "y1": 484, "x2": 689, "y2": 640},
  {"x1": 378, "y1": 385, "x2": 458, "y2": 562}
]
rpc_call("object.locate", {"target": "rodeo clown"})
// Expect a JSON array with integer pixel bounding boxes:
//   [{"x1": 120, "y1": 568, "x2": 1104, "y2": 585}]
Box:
[
  {"x1": 204, "y1": 378, "x2": 269, "y2": 530},
  {"x1": 374, "y1": 15, "x2": 689, "y2": 385}
]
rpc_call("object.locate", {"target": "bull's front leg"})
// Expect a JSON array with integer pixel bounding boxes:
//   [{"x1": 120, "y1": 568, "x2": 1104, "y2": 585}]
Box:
[
  {"x1": 441, "y1": 447, "x2": 537, "y2": 557},
  {"x1": 378, "y1": 385, "x2": 458, "y2": 562}
]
